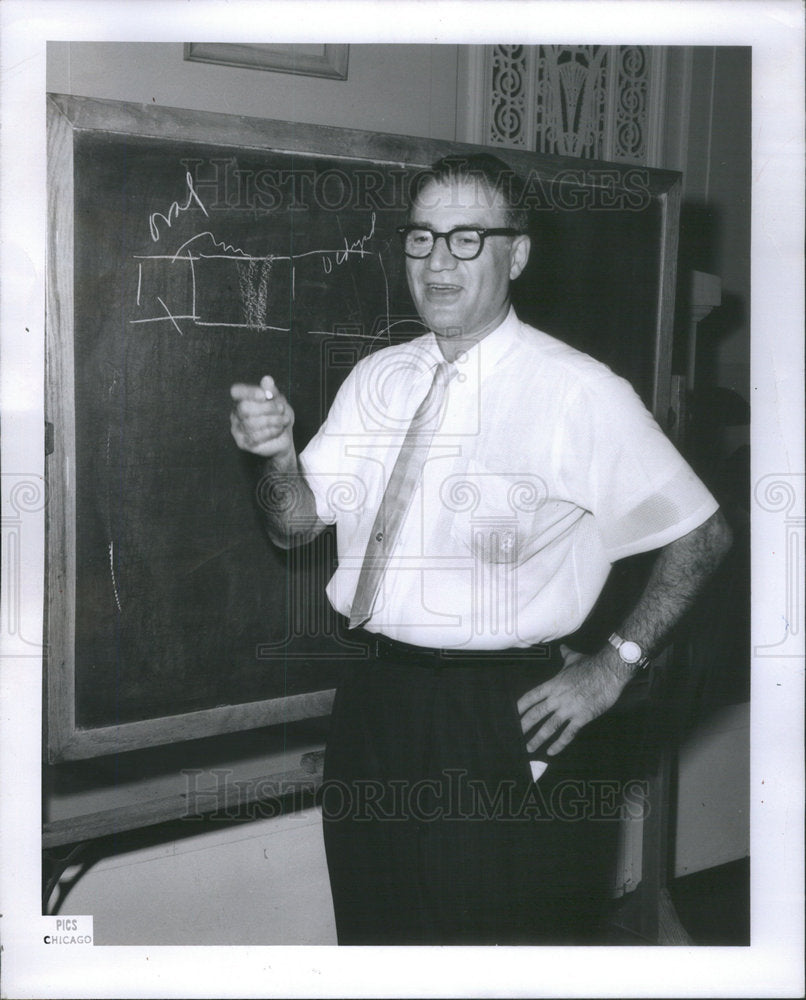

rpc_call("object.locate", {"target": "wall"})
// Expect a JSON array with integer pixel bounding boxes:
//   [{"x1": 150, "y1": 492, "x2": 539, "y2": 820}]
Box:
[
  {"x1": 679, "y1": 46, "x2": 752, "y2": 404},
  {"x1": 46, "y1": 42, "x2": 460, "y2": 141},
  {"x1": 674, "y1": 701, "x2": 750, "y2": 877},
  {"x1": 669, "y1": 47, "x2": 751, "y2": 878}
]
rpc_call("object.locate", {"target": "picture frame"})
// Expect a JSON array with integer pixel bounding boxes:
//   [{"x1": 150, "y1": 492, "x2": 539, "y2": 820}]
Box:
[{"x1": 183, "y1": 42, "x2": 349, "y2": 79}]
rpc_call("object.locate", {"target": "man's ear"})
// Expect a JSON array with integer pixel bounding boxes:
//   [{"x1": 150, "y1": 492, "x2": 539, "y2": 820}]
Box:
[{"x1": 509, "y1": 234, "x2": 531, "y2": 280}]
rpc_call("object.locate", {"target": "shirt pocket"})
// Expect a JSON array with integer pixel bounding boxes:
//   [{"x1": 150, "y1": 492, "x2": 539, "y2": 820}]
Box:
[{"x1": 442, "y1": 459, "x2": 548, "y2": 566}]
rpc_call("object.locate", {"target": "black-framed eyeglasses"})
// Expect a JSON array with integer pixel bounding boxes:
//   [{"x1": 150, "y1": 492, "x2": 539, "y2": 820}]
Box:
[{"x1": 396, "y1": 225, "x2": 523, "y2": 261}]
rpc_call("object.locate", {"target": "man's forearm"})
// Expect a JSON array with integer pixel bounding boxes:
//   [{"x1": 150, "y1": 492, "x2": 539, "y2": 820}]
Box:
[
  {"x1": 606, "y1": 508, "x2": 734, "y2": 682},
  {"x1": 519, "y1": 509, "x2": 734, "y2": 755},
  {"x1": 257, "y1": 454, "x2": 325, "y2": 549}
]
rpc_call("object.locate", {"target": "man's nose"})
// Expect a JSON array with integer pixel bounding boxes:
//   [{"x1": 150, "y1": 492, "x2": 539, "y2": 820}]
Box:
[{"x1": 427, "y1": 235, "x2": 457, "y2": 270}]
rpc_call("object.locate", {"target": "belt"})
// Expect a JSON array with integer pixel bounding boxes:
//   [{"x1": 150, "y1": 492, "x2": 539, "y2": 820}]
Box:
[{"x1": 350, "y1": 625, "x2": 558, "y2": 668}]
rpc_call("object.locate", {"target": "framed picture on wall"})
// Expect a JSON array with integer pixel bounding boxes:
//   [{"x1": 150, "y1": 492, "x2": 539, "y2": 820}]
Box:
[{"x1": 183, "y1": 42, "x2": 349, "y2": 79}]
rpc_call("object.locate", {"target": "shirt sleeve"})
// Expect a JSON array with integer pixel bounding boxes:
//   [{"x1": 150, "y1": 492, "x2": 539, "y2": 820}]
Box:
[{"x1": 557, "y1": 369, "x2": 719, "y2": 561}]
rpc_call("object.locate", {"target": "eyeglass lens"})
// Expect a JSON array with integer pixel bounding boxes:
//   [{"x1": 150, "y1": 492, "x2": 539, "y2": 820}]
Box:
[{"x1": 404, "y1": 229, "x2": 482, "y2": 259}]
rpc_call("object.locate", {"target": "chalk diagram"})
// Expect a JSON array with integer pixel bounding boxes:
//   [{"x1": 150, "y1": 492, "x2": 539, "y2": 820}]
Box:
[{"x1": 129, "y1": 177, "x2": 395, "y2": 343}]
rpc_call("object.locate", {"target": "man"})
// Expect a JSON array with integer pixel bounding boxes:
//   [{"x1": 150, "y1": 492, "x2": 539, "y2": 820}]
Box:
[{"x1": 230, "y1": 154, "x2": 732, "y2": 945}]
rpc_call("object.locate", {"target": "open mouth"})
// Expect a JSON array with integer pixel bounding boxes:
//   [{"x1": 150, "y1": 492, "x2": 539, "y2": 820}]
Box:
[{"x1": 424, "y1": 283, "x2": 462, "y2": 298}]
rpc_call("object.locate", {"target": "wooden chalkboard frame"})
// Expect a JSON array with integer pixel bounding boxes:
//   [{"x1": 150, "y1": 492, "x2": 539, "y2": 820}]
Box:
[{"x1": 45, "y1": 93, "x2": 682, "y2": 762}]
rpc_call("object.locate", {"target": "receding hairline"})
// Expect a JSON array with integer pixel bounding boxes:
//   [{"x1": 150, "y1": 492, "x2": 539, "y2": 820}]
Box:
[
  {"x1": 408, "y1": 175, "x2": 513, "y2": 224},
  {"x1": 408, "y1": 155, "x2": 529, "y2": 231}
]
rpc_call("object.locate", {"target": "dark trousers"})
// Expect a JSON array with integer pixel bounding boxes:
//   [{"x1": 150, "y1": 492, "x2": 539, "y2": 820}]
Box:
[{"x1": 322, "y1": 636, "x2": 639, "y2": 945}]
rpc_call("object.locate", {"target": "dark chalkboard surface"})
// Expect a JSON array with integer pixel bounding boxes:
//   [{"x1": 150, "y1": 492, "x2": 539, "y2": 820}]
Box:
[
  {"x1": 46, "y1": 94, "x2": 681, "y2": 761},
  {"x1": 70, "y1": 130, "x2": 420, "y2": 733}
]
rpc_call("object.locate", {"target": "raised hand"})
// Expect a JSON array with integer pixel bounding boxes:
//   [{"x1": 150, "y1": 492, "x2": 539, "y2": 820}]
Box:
[{"x1": 230, "y1": 375, "x2": 295, "y2": 467}]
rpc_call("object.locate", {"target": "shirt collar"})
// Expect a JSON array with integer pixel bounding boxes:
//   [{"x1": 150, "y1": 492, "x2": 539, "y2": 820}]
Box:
[
  {"x1": 459, "y1": 305, "x2": 520, "y2": 371},
  {"x1": 418, "y1": 305, "x2": 521, "y2": 373}
]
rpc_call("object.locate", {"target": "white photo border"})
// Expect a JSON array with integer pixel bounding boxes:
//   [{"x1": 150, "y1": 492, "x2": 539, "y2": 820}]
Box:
[{"x1": 1, "y1": 1, "x2": 803, "y2": 997}]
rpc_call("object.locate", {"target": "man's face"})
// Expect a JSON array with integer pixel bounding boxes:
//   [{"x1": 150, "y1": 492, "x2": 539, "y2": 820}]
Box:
[{"x1": 405, "y1": 178, "x2": 530, "y2": 352}]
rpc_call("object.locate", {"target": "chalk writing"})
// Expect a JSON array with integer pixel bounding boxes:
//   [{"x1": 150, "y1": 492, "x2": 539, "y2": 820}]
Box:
[
  {"x1": 237, "y1": 259, "x2": 273, "y2": 330},
  {"x1": 149, "y1": 172, "x2": 209, "y2": 242},
  {"x1": 104, "y1": 374, "x2": 121, "y2": 614},
  {"x1": 322, "y1": 213, "x2": 376, "y2": 274},
  {"x1": 132, "y1": 212, "x2": 390, "y2": 338},
  {"x1": 156, "y1": 296, "x2": 185, "y2": 336},
  {"x1": 172, "y1": 230, "x2": 251, "y2": 262},
  {"x1": 377, "y1": 252, "x2": 391, "y2": 346},
  {"x1": 108, "y1": 541, "x2": 122, "y2": 613}
]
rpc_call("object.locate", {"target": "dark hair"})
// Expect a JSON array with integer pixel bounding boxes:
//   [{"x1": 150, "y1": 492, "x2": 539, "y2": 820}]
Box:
[{"x1": 408, "y1": 153, "x2": 529, "y2": 232}]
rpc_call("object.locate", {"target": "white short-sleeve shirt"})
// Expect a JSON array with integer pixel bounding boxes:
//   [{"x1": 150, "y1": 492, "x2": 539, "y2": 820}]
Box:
[{"x1": 299, "y1": 309, "x2": 718, "y2": 649}]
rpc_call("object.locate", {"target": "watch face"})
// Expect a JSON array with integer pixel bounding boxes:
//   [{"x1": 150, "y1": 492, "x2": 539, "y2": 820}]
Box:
[{"x1": 619, "y1": 640, "x2": 642, "y2": 663}]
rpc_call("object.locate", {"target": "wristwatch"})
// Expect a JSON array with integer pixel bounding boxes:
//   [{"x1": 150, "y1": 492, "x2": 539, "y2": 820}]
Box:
[{"x1": 608, "y1": 632, "x2": 651, "y2": 670}]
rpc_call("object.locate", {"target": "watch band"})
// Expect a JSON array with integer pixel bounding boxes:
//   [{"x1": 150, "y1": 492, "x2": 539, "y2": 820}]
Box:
[{"x1": 608, "y1": 632, "x2": 651, "y2": 670}]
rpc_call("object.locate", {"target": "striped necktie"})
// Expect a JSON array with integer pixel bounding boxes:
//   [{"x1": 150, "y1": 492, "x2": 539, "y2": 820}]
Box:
[{"x1": 348, "y1": 360, "x2": 454, "y2": 629}]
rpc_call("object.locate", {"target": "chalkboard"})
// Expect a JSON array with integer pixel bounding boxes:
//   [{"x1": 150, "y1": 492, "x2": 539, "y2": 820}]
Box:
[{"x1": 46, "y1": 94, "x2": 681, "y2": 761}]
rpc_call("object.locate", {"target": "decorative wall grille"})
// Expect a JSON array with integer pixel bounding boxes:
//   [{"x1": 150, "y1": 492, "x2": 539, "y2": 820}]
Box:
[
  {"x1": 611, "y1": 46, "x2": 652, "y2": 162},
  {"x1": 489, "y1": 45, "x2": 532, "y2": 149},
  {"x1": 485, "y1": 44, "x2": 656, "y2": 164},
  {"x1": 535, "y1": 45, "x2": 609, "y2": 158}
]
